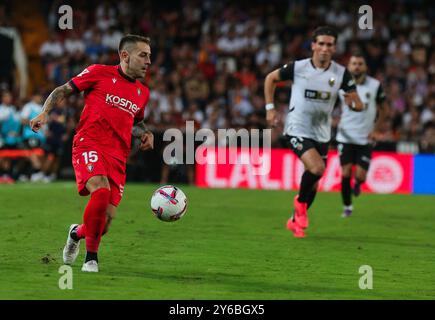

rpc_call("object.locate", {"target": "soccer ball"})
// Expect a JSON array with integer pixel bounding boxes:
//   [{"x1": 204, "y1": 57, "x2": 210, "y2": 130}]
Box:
[{"x1": 150, "y1": 185, "x2": 188, "y2": 222}]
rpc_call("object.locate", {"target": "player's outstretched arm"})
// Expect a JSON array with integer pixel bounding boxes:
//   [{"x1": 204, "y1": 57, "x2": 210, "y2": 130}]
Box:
[
  {"x1": 132, "y1": 119, "x2": 154, "y2": 151},
  {"x1": 264, "y1": 69, "x2": 282, "y2": 127},
  {"x1": 30, "y1": 82, "x2": 75, "y2": 132}
]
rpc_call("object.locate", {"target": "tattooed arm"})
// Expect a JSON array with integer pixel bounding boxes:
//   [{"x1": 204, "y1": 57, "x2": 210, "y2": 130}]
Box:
[
  {"x1": 132, "y1": 118, "x2": 154, "y2": 151},
  {"x1": 30, "y1": 82, "x2": 75, "y2": 132},
  {"x1": 132, "y1": 118, "x2": 151, "y2": 137}
]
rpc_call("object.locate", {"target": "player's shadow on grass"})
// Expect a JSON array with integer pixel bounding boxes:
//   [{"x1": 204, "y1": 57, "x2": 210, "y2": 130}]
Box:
[
  {"x1": 109, "y1": 269, "x2": 379, "y2": 298},
  {"x1": 312, "y1": 235, "x2": 435, "y2": 250}
]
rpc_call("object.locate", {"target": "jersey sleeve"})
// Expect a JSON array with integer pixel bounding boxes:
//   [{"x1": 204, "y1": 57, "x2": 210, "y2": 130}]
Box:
[
  {"x1": 69, "y1": 64, "x2": 101, "y2": 93},
  {"x1": 340, "y1": 69, "x2": 357, "y2": 93},
  {"x1": 375, "y1": 83, "x2": 386, "y2": 103},
  {"x1": 278, "y1": 62, "x2": 295, "y2": 81}
]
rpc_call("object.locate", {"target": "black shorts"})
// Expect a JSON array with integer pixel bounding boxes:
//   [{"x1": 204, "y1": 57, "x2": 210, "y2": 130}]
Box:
[
  {"x1": 44, "y1": 140, "x2": 63, "y2": 156},
  {"x1": 24, "y1": 138, "x2": 42, "y2": 149},
  {"x1": 286, "y1": 135, "x2": 329, "y2": 165},
  {"x1": 337, "y1": 142, "x2": 372, "y2": 170}
]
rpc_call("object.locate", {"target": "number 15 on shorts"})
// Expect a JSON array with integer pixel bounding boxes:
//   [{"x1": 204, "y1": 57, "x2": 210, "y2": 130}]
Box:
[
  {"x1": 81, "y1": 151, "x2": 99, "y2": 173},
  {"x1": 82, "y1": 151, "x2": 99, "y2": 164}
]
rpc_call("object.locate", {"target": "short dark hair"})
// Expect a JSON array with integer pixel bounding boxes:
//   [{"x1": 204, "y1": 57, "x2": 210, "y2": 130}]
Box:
[
  {"x1": 312, "y1": 26, "x2": 338, "y2": 43},
  {"x1": 118, "y1": 34, "x2": 151, "y2": 54},
  {"x1": 350, "y1": 51, "x2": 367, "y2": 61}
]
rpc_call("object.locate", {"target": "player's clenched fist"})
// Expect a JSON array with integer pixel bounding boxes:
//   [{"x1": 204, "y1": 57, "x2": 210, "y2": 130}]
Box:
[
  {"x1": 139, "y1": 131, "x2": 154, "y2": 151},
  {"x1": 266, "y1": 109, "x2": 279, "y2": 127},
  {"x1": 30, "y1": 112, "x2": 48, "y2": 132}
]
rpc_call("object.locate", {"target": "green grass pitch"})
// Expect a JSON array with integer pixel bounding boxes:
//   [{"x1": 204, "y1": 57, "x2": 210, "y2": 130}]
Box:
[{"x1": 0, "y1": 182, "x2": 434, "y2": 299}]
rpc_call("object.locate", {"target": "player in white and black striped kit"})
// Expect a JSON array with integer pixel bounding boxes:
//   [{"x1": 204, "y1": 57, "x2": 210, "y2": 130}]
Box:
[
  {"x1": 336, "y1": 53, "x2": 388, "y2": 218},
  {"x1": 264, "y1": 26, "x2": 364, "y2": 238}
]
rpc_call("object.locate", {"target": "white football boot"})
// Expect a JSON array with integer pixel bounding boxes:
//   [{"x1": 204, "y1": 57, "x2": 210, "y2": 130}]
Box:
[
  {"x1": 62, "y1": 224, "x2": 80, "y2": 265},
  {"x1": 81, "y1": 260, "x2": 99, "y2": 272}
]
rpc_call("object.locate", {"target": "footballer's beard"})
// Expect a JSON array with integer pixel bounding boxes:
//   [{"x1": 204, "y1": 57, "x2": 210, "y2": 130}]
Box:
[
  {"x1": 125, "y1": 60, "x2": 143, "y2": 79},
  {"x1": 133, "y1": 64, "x2": 147, "y2": 79},
  {"x1": 123, "y1": 62, "x2": 136, "y2": 79},
  {"x1": 352, "y1": 72, "x2": 365, "y2": 83},
  {"x1": 132, "y1": 67, "x2": 143, "y2": 79}
]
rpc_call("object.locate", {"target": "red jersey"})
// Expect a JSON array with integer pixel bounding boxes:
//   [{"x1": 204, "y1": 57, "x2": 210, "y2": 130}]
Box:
[{"x1": 69, "y1": 64, "x2": 150, "y2": 162}]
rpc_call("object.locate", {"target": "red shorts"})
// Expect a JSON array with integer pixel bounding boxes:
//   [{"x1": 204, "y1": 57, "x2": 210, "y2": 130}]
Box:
[{"x1": 72, "y1": 144, "x2": 126, "y2": 207}]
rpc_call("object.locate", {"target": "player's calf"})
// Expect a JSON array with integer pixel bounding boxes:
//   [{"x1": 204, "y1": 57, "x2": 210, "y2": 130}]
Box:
[
  {"x1": 81, "y1": 187, "x2": 111, "y2": 271},
  {"x1": 102, "y1": 216, "x2": 112, "y2": 235},
  {"x1": 341, "y1": 176, "x2": 352, "y2": 206},
  {"x1": 102, "y1": 204, "x2": 117, "y2": 236},
  {"x1": 353, "y1": 176, "x2": 366, "y2": 197},
  {"x1": 354, "y1": 166, "x2": 368, "y2": 197}
]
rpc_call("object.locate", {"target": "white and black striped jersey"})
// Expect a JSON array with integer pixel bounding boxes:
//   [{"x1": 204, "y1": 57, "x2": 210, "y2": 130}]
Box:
[
  {"x1": 280, "y1": 58, "x2": 356, "y2": 143},
  {"x1": 336, "y1": 75, "x2": 385, "y2": 145}
]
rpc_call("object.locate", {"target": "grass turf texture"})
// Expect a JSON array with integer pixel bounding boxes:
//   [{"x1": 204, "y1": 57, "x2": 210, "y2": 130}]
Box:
[{"x1": 0, "y1": 182, "x2": 434, "y2": 299}]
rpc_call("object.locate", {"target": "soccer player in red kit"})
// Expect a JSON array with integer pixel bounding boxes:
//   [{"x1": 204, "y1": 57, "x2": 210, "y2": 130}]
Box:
[{"x1": 30, "y1": 35, "x2": 153, "y2": 272}]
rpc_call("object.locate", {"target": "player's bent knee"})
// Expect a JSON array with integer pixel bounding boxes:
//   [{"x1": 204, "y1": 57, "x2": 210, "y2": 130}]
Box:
[
  {"x1": 355, "y1": 168, "x2": 367, "y2": 182},
  {"x1": 310, "y1": 165, "x2": 325, "y2": 176},
  {"x1": 341, "y1": 169, "x2": 352, "y2": 178},
  {"x1": 86, "y1": 175, "x2": 110, "y2": 193},
  {"x1": 341, "y1": 164, "x2": 353, "y2": 177},
  {"x1": 357, "y1": 173, "x2": 367, "y2": 182}
]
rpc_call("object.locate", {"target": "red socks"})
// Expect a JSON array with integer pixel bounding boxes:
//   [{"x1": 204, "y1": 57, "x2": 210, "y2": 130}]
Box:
[
  {"x1": 76, "y1": 188, "x2": 110, "y2": 253},
  {"x1": 76, "y1": 224, "x2": 86, "y2": 239}
]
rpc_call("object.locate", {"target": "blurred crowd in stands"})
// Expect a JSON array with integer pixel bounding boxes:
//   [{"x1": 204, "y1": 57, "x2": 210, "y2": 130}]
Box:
[{"x1": 1, "y1": 0, "x2": 435, "y2": 183}]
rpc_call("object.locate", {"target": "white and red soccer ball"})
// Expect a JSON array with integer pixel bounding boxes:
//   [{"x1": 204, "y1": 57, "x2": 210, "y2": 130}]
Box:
[{"x1": 150, "y1": 185, "x2": 188, "y2": 222}]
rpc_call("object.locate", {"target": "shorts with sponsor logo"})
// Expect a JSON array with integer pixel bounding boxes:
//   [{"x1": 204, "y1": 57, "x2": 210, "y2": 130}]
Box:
[
  {"x1": 72, "y1": 143, "x2": 126, "y2": 207},
  {"x1": 286, "y1": 135, "x2": 329, "y2": 166},
  {"x1": 337, "y1": 142, "x2": 372, "y2": 170}
]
